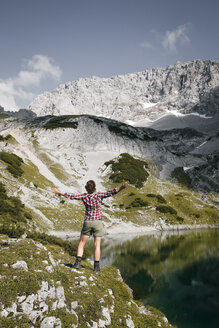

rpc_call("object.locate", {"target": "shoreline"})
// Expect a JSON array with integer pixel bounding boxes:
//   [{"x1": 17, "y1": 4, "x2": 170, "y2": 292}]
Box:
[{"x1": 49, "y1": 222, "x2": 219, "y2": 240}]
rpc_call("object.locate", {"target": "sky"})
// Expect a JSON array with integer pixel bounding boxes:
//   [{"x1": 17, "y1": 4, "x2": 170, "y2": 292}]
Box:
[{"x1": 0, "y1": 0, "x2": 218, "y2": 111}]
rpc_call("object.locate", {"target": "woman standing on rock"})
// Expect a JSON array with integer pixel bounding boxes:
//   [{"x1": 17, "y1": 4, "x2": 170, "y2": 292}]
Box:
[{"x1": 52, "y1": 180, "x2": 128, "y2": 272}]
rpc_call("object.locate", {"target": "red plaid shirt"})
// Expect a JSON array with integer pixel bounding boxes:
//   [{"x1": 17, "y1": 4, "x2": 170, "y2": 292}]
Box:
[{"x1": 64, "y1": 189, "x2": 118, "y2": 220}]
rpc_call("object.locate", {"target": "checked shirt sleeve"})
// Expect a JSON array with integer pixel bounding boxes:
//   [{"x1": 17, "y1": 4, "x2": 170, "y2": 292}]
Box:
[
  {"x1": 98, "y1": 188, "x2": 118, "y2": 199},
  {"x1": 64, "y1": 192, "x2": 86, "y2": 200}
]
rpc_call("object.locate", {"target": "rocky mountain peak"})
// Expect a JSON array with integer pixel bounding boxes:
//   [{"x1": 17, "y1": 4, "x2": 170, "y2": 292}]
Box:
[{"x1": 28, "y1": 59, "x2": 219, "y2": 122}]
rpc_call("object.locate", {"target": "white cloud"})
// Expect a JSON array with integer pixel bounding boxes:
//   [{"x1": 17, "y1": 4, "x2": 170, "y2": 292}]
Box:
[
  {"x1": 0, "y1": 54, "x2": 62, "y2": 111},
  {"x1": 162, "y1": 24, "x2": 191, "y2": 52},
  {"x1": 140, "y1": 41, "x2": 154, "y2": 49}
]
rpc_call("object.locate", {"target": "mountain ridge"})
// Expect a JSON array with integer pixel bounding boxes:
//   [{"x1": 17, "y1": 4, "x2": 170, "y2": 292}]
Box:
[{"x1": 28, "y1": 59, "x2": 219, "y2": 124}]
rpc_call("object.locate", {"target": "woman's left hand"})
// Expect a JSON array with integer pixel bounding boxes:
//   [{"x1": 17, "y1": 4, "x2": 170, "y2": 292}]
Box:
[{"x1": 52, "y1": 188, "x2": 62, "y2": 195}]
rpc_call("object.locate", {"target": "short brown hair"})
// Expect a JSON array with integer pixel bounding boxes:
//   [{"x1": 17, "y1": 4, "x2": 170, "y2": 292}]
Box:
[{"x1": 85, "y1": 180, "x2": 96, "y2": 194}]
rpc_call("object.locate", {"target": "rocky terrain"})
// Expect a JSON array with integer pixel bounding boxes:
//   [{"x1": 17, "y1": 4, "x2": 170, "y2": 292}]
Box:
[
  {"x1": 28, "y1": 60, "x2": 219, "y2": 125},
  {"x1": 0, "y1": 59, "x2": 218, "y2": 327},
  {"x1": 0, "y1": 234, "x2": 174, "y2": 328},
  {"x1": 0, "y1": 113, "x2": 218, "y2": 235}
]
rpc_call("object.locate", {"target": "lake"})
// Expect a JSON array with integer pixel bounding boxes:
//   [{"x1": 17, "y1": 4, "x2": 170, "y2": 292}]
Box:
[{"x1": 94, "y1": 229, "x2": 219, "y2": 328}]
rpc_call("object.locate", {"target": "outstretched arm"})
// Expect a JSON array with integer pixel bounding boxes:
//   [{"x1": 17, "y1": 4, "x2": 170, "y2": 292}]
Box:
[
  {"x1": 52, "y1": 188, "x2": 85, "y2": 200},
  {"x1": 98, "y1": 182, "x2": 128, "y2": 199}
]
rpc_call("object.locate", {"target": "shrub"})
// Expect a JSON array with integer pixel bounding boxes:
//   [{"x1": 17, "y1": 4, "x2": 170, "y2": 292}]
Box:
[
  {"x1": 0, "y1": 151, "x2": 23, "y2": 166},
  {"x1": 156, "y1": 194, "x2": 167, "y2": 204},
  {"x1": 176, "y1": 216, "x2": 184, "y2": 222},
  {"x1": 128, "y1": 198, "x2": 149, "y2": 208},
  {"x1": 147, "y1": 194, "x2": 156, "y2": 197},
  {"x1": 43, "y1": 116, "x2": 78, "y2": 129},
  {"x1": 192, "y1": 213, "x2": 200, "y2": 218},
  {"x1": 7, "y1": 165, "x2": 24, "y2": 178},
  {"x1": 0, "y1": 182, "x2": 31, "y2": 223},
  {"x1": 105, "y1": 153, "x2": 149, "y2": 188},
  {"x1": 0, "y1": 224, "x2": 25, "y2": 238},
  {"x1": 0, "y1": 151, "x2": 24, "y2": 178},
  {"x1": 0, "y1": 134, "x2": 11, "y2": 141},
  {"x1": 171, "y1": 167, "x2": 191, "y2": 187},
  {"x1": 156, "y1": 205, "x2": 177, "y2": 215}
]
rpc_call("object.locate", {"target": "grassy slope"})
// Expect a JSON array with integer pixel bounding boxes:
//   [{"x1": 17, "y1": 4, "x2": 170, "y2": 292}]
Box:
[{"x1": 0, "y1": 234, "x2": 174, "y2": 328}]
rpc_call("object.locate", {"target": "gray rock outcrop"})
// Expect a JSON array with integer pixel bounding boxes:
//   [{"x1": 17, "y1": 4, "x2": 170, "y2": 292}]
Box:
[{"x1": 29, "y1": 60, "x2": 219, "y2": 121}]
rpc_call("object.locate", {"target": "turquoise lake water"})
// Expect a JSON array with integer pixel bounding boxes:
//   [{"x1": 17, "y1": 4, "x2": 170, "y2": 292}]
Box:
[{"x1": 98, "y1": 229, "x2": 219, "y2": 328}]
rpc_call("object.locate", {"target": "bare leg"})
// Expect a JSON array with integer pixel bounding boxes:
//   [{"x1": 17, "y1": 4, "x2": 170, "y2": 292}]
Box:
[
  {"x1": 94, "y1": 237, "x2": 101, "y2": 261},
  {"x1": 77, "y1": 234, "x2": 89, "y2": 257}
]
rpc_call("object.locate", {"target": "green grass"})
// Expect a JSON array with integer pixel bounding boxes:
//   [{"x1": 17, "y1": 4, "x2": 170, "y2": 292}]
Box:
[
  {"x1": 0, "y1": 151, "x2": 24, "y2": 178},
  {"x1": 42, "y1": 116, "x2": 78, "y2": 129},
  {"x1": 106, "y1": 174, "x2": 219, "y2": 226},
  {"x1": 36, "y1": 152, "x2": 77, "y2": 185},
  {"x1": 21, "y1": 159, "x2": 54, "y2": 189},
  {"x1": 105, "y1": 153, "x2": 149, "y2": 188},
  {"x1": 26, "y1": 231, "x2": 89, "y2": 258},
  {"x1": 0, "y1": 235, "x2": 174, "y2": 328},
  {"x1": 0, "y1": 181, "x2": 33, "y2": 235},
  {"x1": 0, "y1": 114, "x2": 10, "y2": 120}
]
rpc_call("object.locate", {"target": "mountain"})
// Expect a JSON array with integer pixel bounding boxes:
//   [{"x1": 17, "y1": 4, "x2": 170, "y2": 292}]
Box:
[
  {"x1": 28, "y1": 60, "x2": 219, "y2": 130},
  {"x1": 0, "y1": 113, "x2": 218, "y2": 237},
  {"x1": 1, "y1": 61, "x2": 218, "y2": 328}
]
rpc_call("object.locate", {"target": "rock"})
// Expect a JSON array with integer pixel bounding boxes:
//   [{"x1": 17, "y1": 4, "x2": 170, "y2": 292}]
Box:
[
  {"x1": 17, "y1": 295, "x2": 26, "y2": 303},
  {"x1": 21, "y1": 294, "x2": 36, "y2": 314},
  {"x1": 42, "y1": 260, "x2": 49, "y2": 265},
  {"x1": 40, "y1": 316, "x2": 62, "y2": 328},
  {"x1": 79, "y1": 281, "x2": 88, "y2": 287},
  {"x1": 71, "y1": 301, "x2": 78, "y2": 310},
  {"x1": 29, "y1": 310, "x2": 42, "y2": 324},
  {"x1": 99, "y1": 307, "x2": 111, "y2": 327},
  {"x1": 125, "y1": 315, "x2": 135, "y2": 328},
  {"x1": 56, "y1": 286, "x2": 66, "y2": 309},
  {"x1": 45, "y1": 265, "x2": 54, "y2": 273},
  {"x1": 29, "y1": 60, "x2": 219, "y2": 121},
  {"x1": 12, "y1": 260, "x2": 28, "y2": 271},
  {"x1": 48, "y1": 251, "x2": 57, "y2": 266},
  {"x1": 1, "y1": 309, "x2": 9, "y2": 317}
]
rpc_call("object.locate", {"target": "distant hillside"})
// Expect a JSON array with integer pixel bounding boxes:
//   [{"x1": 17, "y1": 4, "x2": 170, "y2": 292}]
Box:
[{"x1": 0, "y1": 114, "x2": 218, "y2": 236}]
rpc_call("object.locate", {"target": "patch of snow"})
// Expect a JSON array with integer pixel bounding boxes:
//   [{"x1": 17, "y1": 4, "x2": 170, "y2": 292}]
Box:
[
  {"x1": 196, "y1": 141, "x2": 208, "y2": 149},
  {"x1": 124, "y1": 119, "x2": 136, "y2": 126},
  {"x1": 140, "y1": 101, "x2": 159, "y2": 109},
  {"x1": 184, "y1": 166, "x2": 194, "y2": 171}
]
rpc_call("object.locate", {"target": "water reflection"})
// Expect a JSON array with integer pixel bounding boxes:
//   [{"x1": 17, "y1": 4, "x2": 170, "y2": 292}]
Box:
[{"x1": 98, "y1": 229, "x2": 219, "y2": 328}]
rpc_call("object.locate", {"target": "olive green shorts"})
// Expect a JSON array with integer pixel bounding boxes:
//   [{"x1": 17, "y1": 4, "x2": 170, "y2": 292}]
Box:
[{"x1": 81, "y1": 220, "x2": 104, "y2": 238}]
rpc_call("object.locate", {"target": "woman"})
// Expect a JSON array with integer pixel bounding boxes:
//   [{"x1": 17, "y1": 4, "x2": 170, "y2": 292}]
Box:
[{"x1": 52, "y1": 180, "x2": 128, "y2": 272}]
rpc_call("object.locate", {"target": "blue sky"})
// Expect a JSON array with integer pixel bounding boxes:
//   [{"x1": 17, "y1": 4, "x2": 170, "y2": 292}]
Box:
[{"x1": 0, "y1": 0, "x2": 218, "y2": 110}]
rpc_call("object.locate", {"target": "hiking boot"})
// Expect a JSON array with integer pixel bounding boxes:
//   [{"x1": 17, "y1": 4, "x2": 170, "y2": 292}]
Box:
[
  {"x1": 94, "y1": 263, "x2": 100, "y2": 272},
  {"x1": 72, "y1": 260, "x2": 81, "y2": 269}
]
